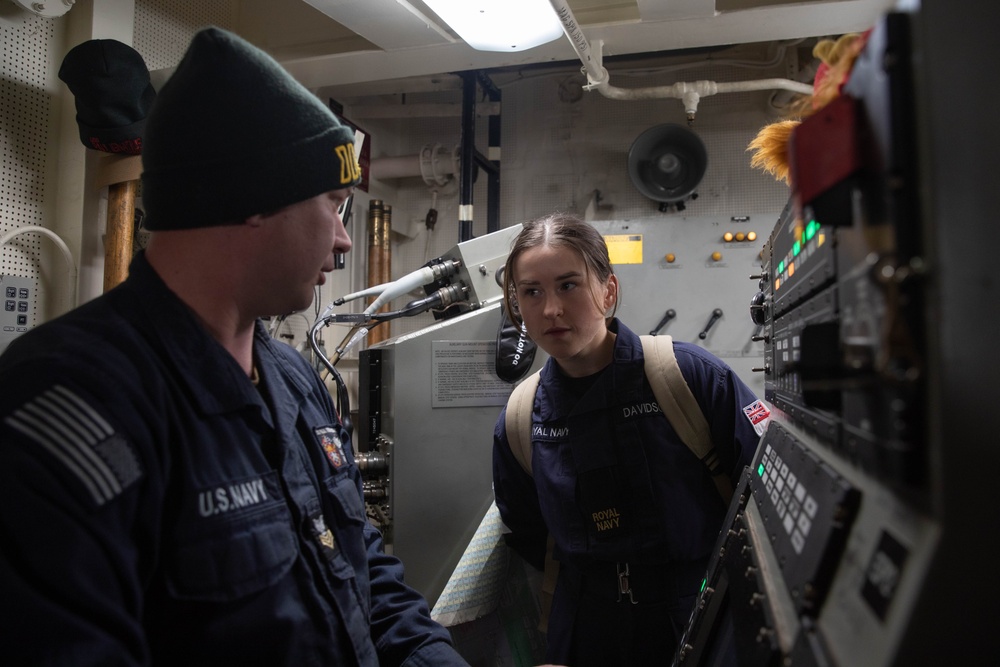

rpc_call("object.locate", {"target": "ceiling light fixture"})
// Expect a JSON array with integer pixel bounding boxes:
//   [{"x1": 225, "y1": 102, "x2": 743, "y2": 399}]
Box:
[
  {"x1": 423, "y1": 0, "x2": 564, "y2": 53},
  {"x1": 6, "y1": 0, "x2": 76, "y2": 18}
]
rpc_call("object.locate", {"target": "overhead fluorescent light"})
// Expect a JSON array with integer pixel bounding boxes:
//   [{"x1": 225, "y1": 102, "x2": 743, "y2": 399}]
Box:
[{"x1": 423, "y1": 0, "x2": 565, "y2": 52}]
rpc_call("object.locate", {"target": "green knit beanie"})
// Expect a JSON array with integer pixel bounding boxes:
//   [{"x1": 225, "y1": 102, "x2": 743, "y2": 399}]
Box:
[{"x1": 141, "y1": 27, "x2": 360, "y2": 230}]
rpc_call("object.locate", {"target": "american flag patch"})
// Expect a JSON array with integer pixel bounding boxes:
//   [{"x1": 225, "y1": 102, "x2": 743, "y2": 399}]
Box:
[
  {"x1": 4, "y1": 385, "x2": 142, "y2": 507},
  {"x1": 742, "y1": 399, "x2": 772, "y2": 436}
]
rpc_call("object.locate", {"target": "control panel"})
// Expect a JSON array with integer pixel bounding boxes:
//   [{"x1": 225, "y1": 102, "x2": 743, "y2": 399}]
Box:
[
  {"x1": 590, "y1": 214, "x2": 773, "y2": 399},
  {"x1": 674, "y1": 13, "x2": 959, "y2": 666},
  {"x1": 1, "y1": 274, "x2": 34, "y2": 355},
  {"x1": 750, "y1": 423, "x2": 859, "y2": 616}
]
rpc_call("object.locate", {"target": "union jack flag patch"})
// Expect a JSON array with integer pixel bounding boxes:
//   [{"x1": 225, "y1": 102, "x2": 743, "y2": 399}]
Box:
[
  {"x1": 315, "y1": 426, "x2": 347, "y2": 469},
  {"x1": 742, "y1": 400, "x2": 772, "y2": 436}
]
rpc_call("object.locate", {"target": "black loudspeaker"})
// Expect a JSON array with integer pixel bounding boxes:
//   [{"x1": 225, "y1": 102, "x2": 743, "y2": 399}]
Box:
[{"x1": 627, "y1": 123, "x2": 708, "y2": 203}]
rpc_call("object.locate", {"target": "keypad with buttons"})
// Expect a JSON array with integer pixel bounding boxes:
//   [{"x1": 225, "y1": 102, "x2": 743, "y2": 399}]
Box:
[
  {"x1": 750, "y1": 421, "x2": 860, "y2": 615},
  {"x1": 761, "y1": 443, "x2": 818, "y2": 555},
  {"x1": 0, "y1": 275, "x2": 35, "y2": 354}
]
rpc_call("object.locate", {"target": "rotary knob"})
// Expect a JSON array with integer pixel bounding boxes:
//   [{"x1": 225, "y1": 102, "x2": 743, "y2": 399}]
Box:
[{"x1": 749, "y1": 291, "x2": 768, "y2": 325}]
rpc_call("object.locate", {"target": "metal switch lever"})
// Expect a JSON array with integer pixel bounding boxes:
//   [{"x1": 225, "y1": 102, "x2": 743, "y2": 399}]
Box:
[
  {"x1": 650, "y1": 309, "x2": 676, "y2": 336},
  {"x1": 699, "y1": 309, "x2": 723, "y2": 339}
]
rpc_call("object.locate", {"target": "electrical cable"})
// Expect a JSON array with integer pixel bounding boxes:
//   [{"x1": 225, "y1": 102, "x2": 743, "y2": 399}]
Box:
[
  {"x1": 391, "y1": 283, "x2": 469, "y2": 319},
  {"x1": 0, "y1": 225, "x2": 78, "y2": 313},
  {"x1": 306, "y1": 280, "x2": 470, "y2": 436},
  {"x1": 309, "y1": 315, "x2": 354, "y2": 436},
  {"x1": 310, "y1": 282, "x2": 470, "y2": 372},
  {"x1": 322, "y1": 258, "x2": 462, "y2": 319}
]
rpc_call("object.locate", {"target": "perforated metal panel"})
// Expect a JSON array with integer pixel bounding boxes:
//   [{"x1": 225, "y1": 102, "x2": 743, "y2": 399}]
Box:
[
  {"x1": 1, "y1": 1, "x2": 239, "y2": 337},
  {"x1": 1, "y1": 12, "x2": 59, "y2": 329},
  {"x1": 133, "y1": 0, "x2": 236, "y2": 70}
]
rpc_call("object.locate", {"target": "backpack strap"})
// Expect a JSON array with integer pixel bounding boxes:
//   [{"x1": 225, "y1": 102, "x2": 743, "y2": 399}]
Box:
[
  {"x1": 501, "y1": 337, "x2": 731, "y2": 634},
  {"x1": 505, "y1": 370, "x2": 541, "y2": 476},
  {"x1": 640, "y1": 335, "x2": 733, "y2": 504},
  {"x1": 504, "y1": 337, "x2": 732, "y2": 503},
  {"x1": 537, "y1": 533, "x2": 557, "y2": 633},
  {"x1": 503, "y1": 369, "x2": 556, "y2": 633}
]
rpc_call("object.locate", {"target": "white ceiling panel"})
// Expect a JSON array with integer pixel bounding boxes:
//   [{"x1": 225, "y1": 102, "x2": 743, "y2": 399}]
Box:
[
  {"x1": 636, "y1": 0, "x2": 717, "y2": 21},
  {"x1": 280, "y1": 0, "x2": 895, "y2": 88}
]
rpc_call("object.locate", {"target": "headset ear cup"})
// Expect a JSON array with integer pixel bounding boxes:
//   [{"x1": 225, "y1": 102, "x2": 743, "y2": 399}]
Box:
[
  {"x1": 495, "y1": 310, "x2": 537, "y2": 384},
  {"x1": 628, "y1": 123, "x2": 707, "y2": 203}
]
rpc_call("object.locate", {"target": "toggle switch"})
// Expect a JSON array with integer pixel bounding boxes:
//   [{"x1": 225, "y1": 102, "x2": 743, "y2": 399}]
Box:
[
  {"x1": 650, "y1": 309, "x2": 676, "y2": 336},
  {"x1": 699, "y1": 308, "x2": 724, "y2": 339}
]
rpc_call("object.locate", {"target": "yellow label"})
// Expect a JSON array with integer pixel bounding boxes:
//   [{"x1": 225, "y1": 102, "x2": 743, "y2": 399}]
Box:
[{"x1": 604, "y1": 234, "x2": 643, "y2": 265}]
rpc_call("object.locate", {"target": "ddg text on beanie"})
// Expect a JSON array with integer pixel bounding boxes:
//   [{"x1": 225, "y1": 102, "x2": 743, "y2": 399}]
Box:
[{"x1": 141, "y1": 27, "x2": 361, "y2": 231}]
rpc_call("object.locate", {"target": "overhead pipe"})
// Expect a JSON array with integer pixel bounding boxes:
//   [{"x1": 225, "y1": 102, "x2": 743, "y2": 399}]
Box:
[
  {"x1": 366, "y1": 200, "x2": 392, "y2": 345},
  {"x1": 366, "y1": 76, "x2": 502, "y2": 244},
  {"x1": 546, "y1": 0, "x2": 813, "y2": 121},
  {"x1": 370, "y1": 155, "x2": 424, "y2": 180},
  {"x1": 369, "y1": 144, "x2": 461, "y2": 186}
]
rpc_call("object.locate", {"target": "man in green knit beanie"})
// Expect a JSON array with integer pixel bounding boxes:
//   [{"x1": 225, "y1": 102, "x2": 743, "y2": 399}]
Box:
[{"x1": 0, "y1": 26, "x2": 469, "y2": 666}]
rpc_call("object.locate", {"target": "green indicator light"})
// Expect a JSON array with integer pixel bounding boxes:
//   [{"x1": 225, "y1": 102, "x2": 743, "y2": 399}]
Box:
[
  {"x1": 805, "y1": 223, "x2": 817, "y2": 241},
  {"x1": 700, "y1": 578, "x2": 707, "y2": 593},
  {"x1": 778, "y1": 260, "x2": 785, "y2": 274},
  {"x1": 758, "y1": 463, "x2": 765, "y2": 476},
  {"x1": 793, "y1": 240, "x2": 801, "y2": 256}
]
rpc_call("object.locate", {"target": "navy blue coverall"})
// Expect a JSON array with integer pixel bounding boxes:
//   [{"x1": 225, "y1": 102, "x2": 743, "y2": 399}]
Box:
[
  {"x1": 493, "y1": 319, "x2": 767, "y2": 666},
  {"x1": 0, "y1": 253, "x2": 467, "y2": 666}
]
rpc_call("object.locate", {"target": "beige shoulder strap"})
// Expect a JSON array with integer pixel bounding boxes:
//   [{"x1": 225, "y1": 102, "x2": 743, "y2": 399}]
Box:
[
  {"x1": 504, "y1": 336, "x2": 733, "y2": 507},
  {"x1": 505, "y1": 370, "x2": 541, "y2": 476},
  {"x1": 640, "y1": 335, "x2": 733, "y2": 504},
  {"x1": 503, "y1": 371, "x2": 555, "y2": 633},
  {"x1": 504, "y1": 338, "x2": 730, "y2": 636}
]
